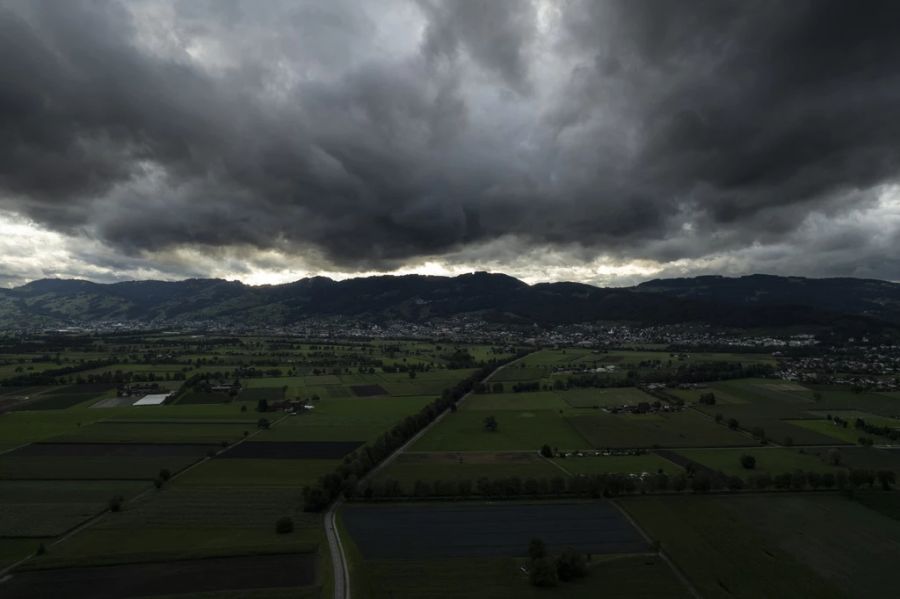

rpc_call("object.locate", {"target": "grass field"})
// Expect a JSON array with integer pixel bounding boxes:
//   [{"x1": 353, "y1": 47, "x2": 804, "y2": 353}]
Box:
[
  {"x1": 0, "y1": 455, "x2": 205, "y2": 480},
  {"x1": 568, "y1": 410, "x2": 752, "y2": 449},
  {"x1": 674, "y1": 447, "x2": 844, "y2": 476},
  {"x1": 354, "y1": 555, "x2": 690, "y2": 599},
  {"x1": 622, "y1": 494, "x2": 900, "y2": 598},
  {"x1": 786, "y1": 419, "x2": 861, "y2": 444},
  {"x1": 374, "y1": 452, "x2": 562, "y2": 484},
  {"x1": 559, "y1": 387, "x2": 656, "y2": 408},
  {"x1": 463, "y1": 392, "x2": 568, "y2": 411},
  {"x1": 410, "y1": 410, "x2": 588, "y2": 452},
  {"x1": 553, "y1": 453, "x2": 682, "y2": 476},
  {"x1": 175, "y1": 458, "x2": 340, "y2": 487}
]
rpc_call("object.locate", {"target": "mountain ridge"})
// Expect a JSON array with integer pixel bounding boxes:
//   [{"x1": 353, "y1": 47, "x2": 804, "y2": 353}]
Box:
[{"x1": 1, "y1": 272, "x2": 899, "y2": 330}]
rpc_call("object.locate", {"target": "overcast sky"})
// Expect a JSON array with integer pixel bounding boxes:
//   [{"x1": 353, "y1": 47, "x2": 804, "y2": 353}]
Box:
[{"x1": 1, "y1": 0, "x2": 900, "y2": 288}]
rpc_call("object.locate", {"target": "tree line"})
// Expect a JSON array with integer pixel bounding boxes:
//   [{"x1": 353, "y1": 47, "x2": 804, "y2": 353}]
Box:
[
  {"x1": 301, "y1": 351, "x2": 530, "y2": 511},
  {"x1": 346, "y1": 467, "x2": 896, "y2": 502}
]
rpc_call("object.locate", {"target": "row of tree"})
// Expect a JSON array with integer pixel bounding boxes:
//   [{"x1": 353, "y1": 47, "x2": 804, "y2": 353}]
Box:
[
  {"x1": 301, "y1": 351, "x2": 529, "y2": 511},
  {"x1": 348, "y1": 468, "x2": 896, "y2": 501}
]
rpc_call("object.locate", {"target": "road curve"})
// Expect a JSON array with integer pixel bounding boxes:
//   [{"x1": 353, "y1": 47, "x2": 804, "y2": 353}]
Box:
[{"x1": 325, "y1": 352, "x2": 533, "y2": 599}]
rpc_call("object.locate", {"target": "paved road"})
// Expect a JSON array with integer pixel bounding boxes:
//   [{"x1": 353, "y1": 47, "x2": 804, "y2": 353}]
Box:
[{"x1": 326, "y1": 352, "x2": 533, "y2": 599}]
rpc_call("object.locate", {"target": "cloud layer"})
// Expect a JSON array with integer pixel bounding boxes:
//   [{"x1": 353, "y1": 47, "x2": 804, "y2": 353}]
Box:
[{"x1": 2, "y1": 0, "x2": 900, "y2": 285}]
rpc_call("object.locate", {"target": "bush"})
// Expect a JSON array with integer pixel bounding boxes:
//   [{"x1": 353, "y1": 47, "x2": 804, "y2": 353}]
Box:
[
  {"x1": 275, "y1": 516, "x2": 294, "y2": 534},
  {"x1": 529, "y1": 557, "x2": 558, "y2": 587},
  {"x1": 108, "y1": 495, "x2": 124, "y2": 512},
  {"x1": 555, "y1": 548, "x2": 588, "y2": 581},
  {"x1": 158, "y1": 469, "x2": 171, "y2": 481},
  {"x1": 740, "y1": 454, "x2": 756, "y2": 470}
]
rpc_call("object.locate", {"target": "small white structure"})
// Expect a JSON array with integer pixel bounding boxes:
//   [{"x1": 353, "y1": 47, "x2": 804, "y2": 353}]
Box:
[{"x1": 134, "y1": 393, "x2": 171, "y2": 406}]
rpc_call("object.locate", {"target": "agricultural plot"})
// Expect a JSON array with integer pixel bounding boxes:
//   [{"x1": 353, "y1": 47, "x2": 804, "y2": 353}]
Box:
[
  {"x1": 356, "y1": 555, "x2": 690, "y2": 599},
  {"x1": 411, "y1": 409, "x2": 588, "y2": 452},
  {"x1": 175, "y1": 457, "x2": 340, "y2": 487},
  {"x1": 174, "y1": 390, "x2": 233, "y2": 405},
  {"x1": 622, "y1": 494, "x2": 900, "y2": 599},
  {"x1": 802, "y1": 446, "x2": 900, "y2": 473},
  {"x1": 342, "y1": 502, "x2": 648, "y2": 558},
  {"x1": 0, "y1": 553, "x2": 316, "y2": 599},
  {"x1": 554, "y1": 453, "x2": 682, "y2": 476},
  {"x1": 567, "y1": 410, "x2": 751, "y2": 449},
  {"x1": 47, "y1": 421, "x2": 251, "y2": 444},
  {"x1": 489, "y1": 366, "x2": 549, "y2": 383},
  {"x1": 262, "y1": 396, "x2": 437, "y2": 443},
  {"x1": 220, "y1": 440, "x2": 363, "y2": 459},
  {"x1": 350, "y1": 384, "x2": 388, "y2": 397},
  {"x1": 805, "y1": 385, "x2": 900, "y2": 417},
  {"x1": 463, "y1": 391, "x2": 569, "y2": 411},
  {"x1": 786, "y1": 419, "x2": 861, "y2": 444},
  {"x1": 560, "y1": 387, "x2": 656, "y2": 409},
  {"x1": 374, "y1": 451, "x2": 562, "y2": 484},
  {"x1": 673, "y1": 447, "x2": 844, "y2": 476},
  {"x1": 6, "y1": 384, "x2": 116, "y2": 412}
]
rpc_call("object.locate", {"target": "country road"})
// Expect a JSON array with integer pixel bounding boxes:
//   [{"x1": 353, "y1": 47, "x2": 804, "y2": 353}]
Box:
[{"x1": 325, "y1": 352, "x2": 533, "y2": 599}]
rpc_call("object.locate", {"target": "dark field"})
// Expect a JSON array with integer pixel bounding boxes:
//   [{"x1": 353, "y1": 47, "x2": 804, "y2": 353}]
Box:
[
  {"x1": 0, "y1": 553, "x2": 315, "y2": 599},
  {"x1": 220, "y1": 440, "x2": 363, "y2": 459},
  {"x1": 9, "y1": 442, "x2": 215, "y2": 458},
  {"x1": 351, "y1": 384, "x2": 388, "y2": 397},
  {"x1": 343, "y1": 502, "x2": 648, "y2": 558}
]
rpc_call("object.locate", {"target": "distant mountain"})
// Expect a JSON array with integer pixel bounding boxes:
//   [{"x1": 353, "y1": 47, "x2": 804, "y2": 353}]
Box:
[
  {"x1": 1, "y1": 272, "x2": 898, "y2": 331},
  {"x1": 634, "y1": 274, "x2": 900, "y2": 324}
]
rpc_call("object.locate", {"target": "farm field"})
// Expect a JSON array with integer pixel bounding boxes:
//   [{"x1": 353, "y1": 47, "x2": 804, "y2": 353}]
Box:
[
  {"x1": 373, "y1": 451, "x2": 563, "y2": 484},
  {"x1": 4, "y1": 332, "x2": 900, "y2": 599},
  {"x1": 567, "y1": 410, "x2": 751, "y2": 449},
  {"x1": 0, "y1": 334, "x2": 508, "y2": 597},
  {"x1": 553, "y1": 453, "x2": 682, "y2": 476},
  {"x1": 340, "y1": 501, "x2": 692, "y2": 598},
  {"x1": 354, "y1": 555, "x2": 690, "y2": 599},
  {"x1": 342, "y1": 502, "x2": 649, "y2": 558},
  {"x1": 410, "y1": 409, "x2": 588, "y2": 452},
  {"x1": 673, "y1": 447, "x2": 844, "y2": 476},
  {"x1": 622, "y1": 493, "x2": 900, "y2": 598}
]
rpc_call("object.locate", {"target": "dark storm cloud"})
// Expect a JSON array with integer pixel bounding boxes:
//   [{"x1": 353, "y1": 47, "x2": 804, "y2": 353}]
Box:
[{"x1": 1, "y1": 0, "x2": 900, "y2": 277}]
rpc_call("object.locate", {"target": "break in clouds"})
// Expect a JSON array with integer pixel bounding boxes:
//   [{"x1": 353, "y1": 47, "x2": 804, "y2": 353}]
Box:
[{"x1": 2, "y1": 0, "x2": 900, "y2": 286}]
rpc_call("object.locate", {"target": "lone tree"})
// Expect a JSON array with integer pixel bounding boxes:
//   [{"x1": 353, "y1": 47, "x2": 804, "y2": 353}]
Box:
[
  {"x1": 740, "y1": 454, "x2": 756, "y2": 469},
  {"x1": 257, "y1": 417, "x2": 271, "y2": 429},
  {"x1": 540, "y1": 444, "x2": 553, "y2": 458},
  {"x1": 484, "y1": 415, "x2": 499, "y2": 432}
]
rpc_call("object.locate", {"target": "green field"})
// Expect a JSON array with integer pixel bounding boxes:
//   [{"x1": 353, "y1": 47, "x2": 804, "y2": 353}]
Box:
[
  {"x1": 568, "y1": 410, "x2": 751, "y2": 449},
  {"x1": 354, "y1": 555, "x2": 691, "y2": 599},
  {"x1": 374, "y1": 452, "x2": 563, "y2": 484},
  {"x1": 176, "y1": 458, "x2": 341, "y2": 488},
  {"x1": 553, "y1": 453, "x2": 682, "y2": 476},
  {"x1": 410, "y1": 410, "x2": 588, "y2": 452},
  {"x1": 622, "y1": 494, "x2": 900, "y2": 598},
  {"x1": 674, "y1": 447, "x2": 845, "y2": 476}
]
